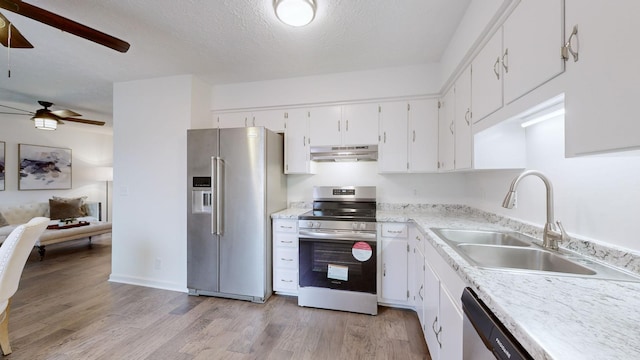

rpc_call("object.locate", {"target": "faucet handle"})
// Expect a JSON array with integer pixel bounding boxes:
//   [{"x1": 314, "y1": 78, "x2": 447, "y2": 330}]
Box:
[{"x1": 556, "y1": 221, "x2": 570, "y2": 242}]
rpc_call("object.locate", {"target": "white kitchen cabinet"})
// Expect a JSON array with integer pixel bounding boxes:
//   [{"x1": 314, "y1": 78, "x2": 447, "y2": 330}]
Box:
[
  {"x1": 378, "y1": 223, "x2": 409, "y2": 305},
  {"x1": 342, "y1": 103, "x2": 379, "y2": 145},
  {"x1": 502, "y1": 0, "x2": 564, "y2": 105},
  {"x1": 253, "y1": 109, "x2": 286, "y2": 133},
  {"x1": 438, "y1": 88, "x2": 455, "y2": 172},
  {"x1": 439, "y1": 286, "x2": 464, "y2": 360},
  {"x1": 308, "y1": 105, "x2": 343, "y2": 147},
  {"x1": 471, "y1": 28, "x2": 503, "y2": 123},
  {"x1": 454, "y1": 66, "x2": 473, "y2": 170},
  {"x1": 272, "y1": 219, "x2": 299, "y2": 295},
  {"x1": 473, "y1": 0, "x2": 564, "y2": 123},
  {"x1": 216, "y1": 112, "x2": 251, "y2": 128},
  {"x1": 284, "y1": 109, "x2": 313, "y2": 174},
  {"x1": 564, "y1": 0, "x2": 640, "y2": 156},
  {"x1": 424, "y1": 261, "x2": 441, "y2": 359},
  {"x1": 378, "y1": 102, "x2": 408, "y2": 173},
  {"x1": 409, "y1": 226, "x2": 426, "y2": 327},
  {"x1": 408, "y1": 99, "x2": 439, "y2": 173}
]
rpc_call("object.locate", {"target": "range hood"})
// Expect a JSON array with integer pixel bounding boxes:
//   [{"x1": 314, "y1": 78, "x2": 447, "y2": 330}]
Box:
[{"x1": 310, "y1": 145, "x2": 378, "y2": 162}]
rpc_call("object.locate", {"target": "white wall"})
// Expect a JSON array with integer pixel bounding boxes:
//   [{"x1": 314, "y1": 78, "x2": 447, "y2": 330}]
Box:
[
  {"x1": 0, "y1": 109, "x2": 112, "y2": 209},
  {"x1": 212, "y1": 64, "x2": 441, "y2": 110},
  {"x1": 465, "y1": 116, "x2": 640, "y2": 252},
  {"x1": 112, "y1": 75, "x2": 208, "y2": 292},
  {"x1": 288, "y1": 162, "x2": 467, "y2": 204}
]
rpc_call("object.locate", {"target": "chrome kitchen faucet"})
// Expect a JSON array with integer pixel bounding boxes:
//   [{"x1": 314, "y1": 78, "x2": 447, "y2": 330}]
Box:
[{"x1": 502, "y1": 170, "x2": 570, "y2": 250}]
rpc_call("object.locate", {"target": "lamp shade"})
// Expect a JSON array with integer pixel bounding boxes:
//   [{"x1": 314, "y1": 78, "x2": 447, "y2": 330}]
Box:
[
  {"x1": 274, "y1": 0, "x2": 316, "y2": 27},
  {"x1": 96, "y1": 167, "x2": 113, "y2": 182}
]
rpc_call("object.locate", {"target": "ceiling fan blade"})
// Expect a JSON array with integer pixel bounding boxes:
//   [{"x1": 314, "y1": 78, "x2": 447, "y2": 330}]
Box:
[
  {"x1": 0, "y1": 1, "x2": 130, "y2": 53},
  {"x1": 0, "y1": 11, "x2": 33, "y2": 48},
  {"x1": 0, "y1": 103, "x2": 34, "y2": 114},
  {"x1": 51, "y1": 109, "x2": 81, "y2": 118},
  {"x1": 0, "y1": 111, "x2": 31, "y2": 115},
  {"x1": 63, "y1": 117, "x2": 105, "y2": 126}
]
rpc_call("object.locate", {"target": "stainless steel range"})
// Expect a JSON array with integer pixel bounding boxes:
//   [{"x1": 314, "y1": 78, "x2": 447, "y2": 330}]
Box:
[{"x1": 297, "y1": 186, "x2": 378, "y2": 315}]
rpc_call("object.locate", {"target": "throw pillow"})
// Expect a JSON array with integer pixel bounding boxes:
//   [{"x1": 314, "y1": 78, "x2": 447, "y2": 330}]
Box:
[
  {"x1": 49, "y1": 198, "x2": 85, "y2": 220},
  {"x1": 52, "y1": 196, "x2": 89, "y2": 216},
  {"x1": 0, "y1": 212, "x2": 8, "y2": 227}
]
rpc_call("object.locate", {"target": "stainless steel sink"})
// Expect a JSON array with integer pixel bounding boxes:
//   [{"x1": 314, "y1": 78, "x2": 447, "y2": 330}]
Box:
[
  {"x1": 431, "y1": 228, "x2": 532, "y2": 247},
  {"x1": 456, "y1": 244, "x2": 596, "y2": 275},
  {"x1": 430, "y1": 228, "x2": 640, "y2": 281}
]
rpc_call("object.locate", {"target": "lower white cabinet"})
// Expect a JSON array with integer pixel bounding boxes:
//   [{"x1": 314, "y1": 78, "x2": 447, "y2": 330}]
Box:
[
  {"x1": 273, "y1": 219, "x2": 299, "y2": 295},
  {"x1": 378, "y1": 223, "x2": 409, "y2": 305}
]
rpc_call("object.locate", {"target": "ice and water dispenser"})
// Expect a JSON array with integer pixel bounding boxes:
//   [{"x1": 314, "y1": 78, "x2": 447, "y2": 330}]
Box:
[{"x1": 191, "y1": 176, "x2": 212, "y2": 214}]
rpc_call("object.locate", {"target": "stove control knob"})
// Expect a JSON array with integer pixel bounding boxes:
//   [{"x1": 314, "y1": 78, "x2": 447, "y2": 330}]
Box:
[
  {"x1": 359, "y1": 223, "x2": 367, "y2": 230},
  {"x1": 314, "y1": 222, "x2": 321, "y2": 228},
  {"x1": 306, "y1": 221, "x2": 314, "y2": 228}
]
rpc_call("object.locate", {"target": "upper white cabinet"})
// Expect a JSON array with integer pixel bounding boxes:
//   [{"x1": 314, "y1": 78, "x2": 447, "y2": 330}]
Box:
[
  {"x1": 454, "y1": 66, "x2": 473, "y2": 170},
  {"x1": 379, "y1": 100, "x2": 438, "y2": 173},
  {"x1": 253, "y1": 109, "x2": 286, "y2": 133},
  {"x1": 284, "y1": 109, "x2": 313, "y2": 174},
  {"x1": 216, "y1": 112, "x2": 250, "y2": 128},
  {"x1": 438, "y1": 88, "x2": 455, "y2": 172},
  {"x1": 308, "y1": 106, "x2": 343, "y2": 147},
  {"x1": 342, "y1": 103, "x2": 379, "y2": 145},
  {"x1": 215, "y1": 110, "x2": 286, "y2": 133},
  {"x1": 472, "y1": 0, "x2": 565, "y2": 123},
  {"x1": 379, "y1": 101, "x2": 408, "y2": 173},
  {"x1": 408, "y1": 99, "x2": 439, "y2": 173},
  {"x1": 502, "y1": 0, "x2": 564, "y2": 104},
  {"x1": 309, "y1": 104, "x2": 378, "y2": 147},
  {"x1": 471, "y1": 29, "x2": 504, "y2": 123},
  {"x1": 564, "y1": 0, "x2": 640, "y2": 156}
]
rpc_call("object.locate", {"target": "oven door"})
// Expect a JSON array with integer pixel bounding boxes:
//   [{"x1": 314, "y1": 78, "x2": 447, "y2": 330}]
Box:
[{"x1": 298, "y1": 230, "x2": 377, "y2": 294}]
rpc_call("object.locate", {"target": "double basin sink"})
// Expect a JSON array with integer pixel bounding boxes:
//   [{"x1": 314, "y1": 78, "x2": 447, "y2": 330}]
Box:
[{"x1": 431, "y1": 228, "x2": 640, "y2": 281}]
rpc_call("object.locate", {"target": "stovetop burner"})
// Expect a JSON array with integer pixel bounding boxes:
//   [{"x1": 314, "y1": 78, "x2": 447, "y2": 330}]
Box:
[{"x1": 300, "y1": 186, "x2": 377, "y2": 223}]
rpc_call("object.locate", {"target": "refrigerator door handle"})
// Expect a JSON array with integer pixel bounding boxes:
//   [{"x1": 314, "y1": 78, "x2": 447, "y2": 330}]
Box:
[
  {"x1": 215, "y1": 156, "x2": 224, "y2": 236},
  {"x1": 211, "y1": 156, "x2": 217, "y2": 235}
]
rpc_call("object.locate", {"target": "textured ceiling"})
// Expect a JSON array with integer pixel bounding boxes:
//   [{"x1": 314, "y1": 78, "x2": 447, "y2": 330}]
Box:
[{"x1": 0, "y1": 0, "x2": 471, "y2": 124}]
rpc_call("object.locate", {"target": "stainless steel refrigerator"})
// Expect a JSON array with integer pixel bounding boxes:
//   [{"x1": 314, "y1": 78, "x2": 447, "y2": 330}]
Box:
[{"x1": 187, "y1": 127, "x2": 286, "y2": 303}]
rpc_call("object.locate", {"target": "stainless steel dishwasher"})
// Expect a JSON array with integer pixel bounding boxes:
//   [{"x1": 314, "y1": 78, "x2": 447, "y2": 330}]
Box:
[{"x1": 461, "y1": 288, "x2": 533, "y2": 360}]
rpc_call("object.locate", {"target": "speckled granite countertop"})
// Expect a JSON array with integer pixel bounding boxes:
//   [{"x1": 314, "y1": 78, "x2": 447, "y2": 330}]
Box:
[{"x1": 272, "y1": 204, "x2": 640, "y2": 360}]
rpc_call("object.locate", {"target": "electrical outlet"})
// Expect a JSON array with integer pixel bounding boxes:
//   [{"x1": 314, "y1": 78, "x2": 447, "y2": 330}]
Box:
[{"x1": 155, "y1": 257, "x2": 162, "y2": 270}]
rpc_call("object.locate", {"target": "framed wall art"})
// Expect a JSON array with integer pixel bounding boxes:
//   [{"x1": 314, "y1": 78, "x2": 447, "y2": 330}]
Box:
[
  {"x1": 19, "y1": 144, "x2": 72, "y2": 190},
  {"x1": 0, "y1": 141, "x2": 5, "y2": 191}
]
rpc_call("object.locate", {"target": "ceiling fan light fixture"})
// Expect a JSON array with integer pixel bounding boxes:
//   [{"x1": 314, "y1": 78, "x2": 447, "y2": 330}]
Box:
[
  {"x1": 32, "y1": 110, "x2": 58, "y2": 130},
  {"x1": 33, "y1": 117, "x2": 57, "y2": 130},
  {"x1": 274, "y1": 0, "x2": 316, "y2": 27}
]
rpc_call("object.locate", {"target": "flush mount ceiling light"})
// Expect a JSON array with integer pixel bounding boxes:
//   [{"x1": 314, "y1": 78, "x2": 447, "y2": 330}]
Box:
[{"x1": 274, "y1": 0, "x2": 316, "y2": 27}]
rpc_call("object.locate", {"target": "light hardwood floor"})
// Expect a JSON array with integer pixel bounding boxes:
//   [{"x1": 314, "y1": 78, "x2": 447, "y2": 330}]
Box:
[{"x1": 8, "y1": 236, "x2": 431, "y2": 359}]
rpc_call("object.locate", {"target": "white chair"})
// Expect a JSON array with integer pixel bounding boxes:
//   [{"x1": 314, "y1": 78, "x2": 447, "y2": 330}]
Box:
[{"x1": 0, "y1": 217, "x2": 49, "y2": 355}]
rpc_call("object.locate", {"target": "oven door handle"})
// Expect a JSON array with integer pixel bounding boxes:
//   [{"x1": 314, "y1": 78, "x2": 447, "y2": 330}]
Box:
[{"x1": 299, "y1": 230, "x2": 376, "y2": 241}]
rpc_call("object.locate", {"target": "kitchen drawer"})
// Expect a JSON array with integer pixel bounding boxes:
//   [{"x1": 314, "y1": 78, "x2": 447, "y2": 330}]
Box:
[
  {"x1": 275, "y1": 233, "x2": 298, "y2": 248},
  {"x1": 274, "y1": 219, "x2": 297, "y2": 233},
  {"x1": 381, "y1": 223, "x2": 408, "y2": 238},
  {"x1": 274, "y1": 269, "x2": 298, "y2": 292},
  {"x1": 275, "y1": 247, "x2": 298, "y2": 269}
]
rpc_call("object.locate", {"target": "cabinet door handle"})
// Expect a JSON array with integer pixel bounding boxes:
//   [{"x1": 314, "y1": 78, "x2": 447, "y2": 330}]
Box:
[
  {"x1": 415, "y1": 235, "x2": 421, "y2": 242},
  {"x1": 449, "y1": 121, "x2": 454, "y2": 135},
  {"x1": 418, "y1": 284, "x2": 424, "y2": 301},
  {"x1": 281, "y1": 279, "x2": 293, "y2": 283},
  {"x1": 412, "y1": 130, "x2": 416, "y2": 142},
  {"x1": 338, "y1": 120, "x2": 341, "y2": 132},
  {"x1": 252, "y1": 116, "x2": 256, "y2": 127},
  {"x1": 465, "y1": 109, "x2": 471, "y2": 126},
  {"x1": 303, "y1": 136, "x2": 306, "y2": 147},
  {"x1": 383, "y1": 263, "x2": 386, "y2": 277},
  {"x1": 502, "y1": 48, "x2": 509, "y2": 73},
  {"x1": 432, "y1": 317, "x2": 442, "y2": 348},
  {"x1": 493, "y1": 56, "x2": 500, "y2": 80},
  {"x1": 346, "y1": 120, "x2": 349, "y2": 131},
  {"x1": 562, "y1": 25, "x2": 579, "y2": 62},
  {"x1": 280, "y1": 225, "x2": 293, "y2": 229},
  {"x1": 281, "y1": 258, "x2": 294, "y2": 262},
  {"x1": 281, "y1": 240, "x2": 293, "y2": 244},
  {"x1": 383, "y1": 132, "x2": 387, "y2": 143}
]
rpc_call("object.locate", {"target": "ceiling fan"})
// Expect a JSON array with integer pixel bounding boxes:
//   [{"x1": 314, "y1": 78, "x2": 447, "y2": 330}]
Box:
[
  {"x1": 0, "y1": 0, "x2": 129, "y2": 52},
  {"x1": 0, "y1": 101, "x2": 106, "y2": 130}
]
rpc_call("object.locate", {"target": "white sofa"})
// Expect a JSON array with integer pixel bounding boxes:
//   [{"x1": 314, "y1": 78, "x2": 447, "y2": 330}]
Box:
[{"x1": 0, "y1": 201, "x2": 111, "y2": 260}]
